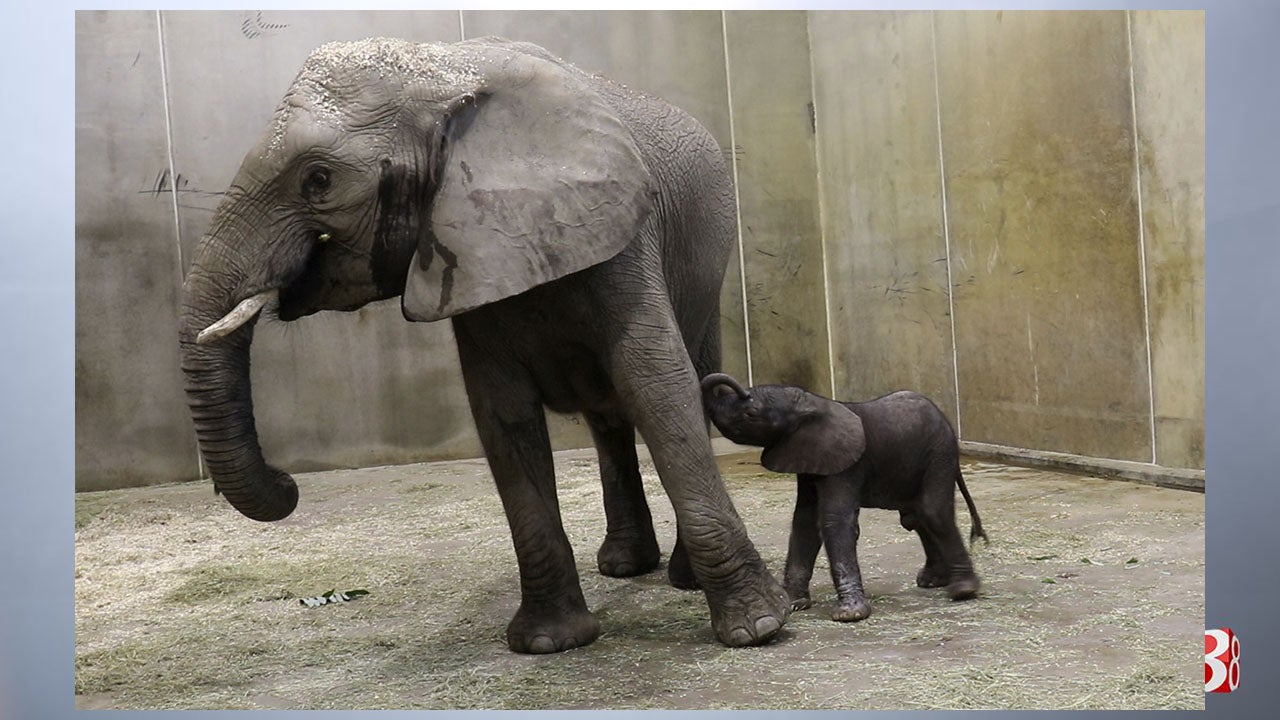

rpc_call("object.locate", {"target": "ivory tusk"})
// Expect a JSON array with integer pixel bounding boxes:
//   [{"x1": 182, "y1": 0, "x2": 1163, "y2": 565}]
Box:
[{"x1": 196, "y1": 289, "x2": 278, "y2": 344}]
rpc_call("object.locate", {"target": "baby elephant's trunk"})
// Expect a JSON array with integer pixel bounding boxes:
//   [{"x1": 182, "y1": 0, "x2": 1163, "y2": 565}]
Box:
[{"x1": 700, "y1": 373, "x2": 752, "y2": 400}]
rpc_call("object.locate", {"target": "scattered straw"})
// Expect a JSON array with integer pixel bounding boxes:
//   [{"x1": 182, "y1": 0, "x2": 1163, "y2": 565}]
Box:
[{"x1": 76, "y1": 451, "x2": 1203, "y2": 710}]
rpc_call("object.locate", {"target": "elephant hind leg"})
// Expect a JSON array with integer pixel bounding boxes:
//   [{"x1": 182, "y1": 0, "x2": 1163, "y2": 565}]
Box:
[
  {"x1": 917, "y1": 469, "x2": 981, "y2": 601},
  {"x1": 586, "y1": 411, "x2": 660, "y2": 578},
  {"x1": 913, "y1": 524, "x2": 951, "y2": 589}
]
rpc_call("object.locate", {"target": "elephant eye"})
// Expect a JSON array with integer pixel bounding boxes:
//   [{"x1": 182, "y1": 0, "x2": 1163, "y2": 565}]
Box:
[{"x1": 301, "y1": 166, "x2": 332, "y2": 200}]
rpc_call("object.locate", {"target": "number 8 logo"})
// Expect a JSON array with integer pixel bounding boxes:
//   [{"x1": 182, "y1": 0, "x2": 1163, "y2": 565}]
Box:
[{"x1": 1205, "y1": 629, "x2": 1240, "y2": 693}]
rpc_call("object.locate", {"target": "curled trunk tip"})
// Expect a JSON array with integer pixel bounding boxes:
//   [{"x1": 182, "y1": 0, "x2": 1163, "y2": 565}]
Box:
[{"x1": 700, "y1": 373, "x2": 751, "y2": 400}]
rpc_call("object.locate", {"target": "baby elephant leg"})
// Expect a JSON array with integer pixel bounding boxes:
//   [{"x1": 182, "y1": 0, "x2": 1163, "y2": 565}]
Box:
[
  {"x1": 918, "y1": 469, "x2": 980, "y2": 600},
  {"x1": 901, "y1": 510, "x2": 949, "y2": 588},
  {"x1": 818, "y1": 477, "x2": 871, "y2": 622},
  {"x1": 783, "y1": 475, "x2": 822, "y2": 610}
]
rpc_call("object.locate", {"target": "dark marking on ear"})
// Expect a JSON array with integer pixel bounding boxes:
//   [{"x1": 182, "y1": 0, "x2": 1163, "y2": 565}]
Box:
[{"x1": 432, "y1": 240, "x2": 458, "y2": 314}]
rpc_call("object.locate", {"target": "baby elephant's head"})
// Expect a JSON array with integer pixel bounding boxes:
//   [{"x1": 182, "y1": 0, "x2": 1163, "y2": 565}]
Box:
[{"x1": 700, "y1": 373, "x2": 867, "y2": 476}]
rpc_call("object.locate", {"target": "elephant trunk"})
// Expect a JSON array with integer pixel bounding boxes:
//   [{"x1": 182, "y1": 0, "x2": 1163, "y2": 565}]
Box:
[
  {"x1": 700, "y1": 373, "x2": 752, "y2": 400},
  {"x1": 178, "y1": 236, "x2": 299, "y2": 522}
]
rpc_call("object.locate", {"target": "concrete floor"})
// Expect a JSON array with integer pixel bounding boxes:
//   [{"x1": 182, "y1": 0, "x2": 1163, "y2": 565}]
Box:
[{"x1": 75, "y1": 442, "x2": 1204, "y2": 710}]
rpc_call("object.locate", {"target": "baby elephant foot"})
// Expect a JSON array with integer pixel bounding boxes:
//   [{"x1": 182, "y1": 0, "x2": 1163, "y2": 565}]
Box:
[
  {"x1": 831, "y1": 597, "x2": 872, "y2": 622},
  {"x1": 506, "y1": 604, "x2": 601, "y2": 654},
  {"x1": 916, "y1": 565, "x2": 950, "y2": 589},
  {"x1": 597, "y1": 529, "x2": 661, "y2": 578},
  {"x1": 946, "y1": 574, "x2": 981, "y2": 601},
  {"x1": 787, "y1": 591, "x2": 813, "y2": 612}
]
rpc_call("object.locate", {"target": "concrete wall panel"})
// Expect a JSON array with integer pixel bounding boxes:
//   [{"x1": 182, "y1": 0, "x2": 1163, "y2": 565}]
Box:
[
  {"x1": 936, "y1": 11, "x2": 1152, "y2": 461},
  {"x1": 75, "y1": 11, "x2": 200, "y2": 489},
  {"x1": 809, "y1": 11, "x2": 958, "y2": 418},
  {"x1": 725, "y1": 11, "x2": 830, "y2": 394},
  {"x1": 1131, "y1": 11, "x2": 1205, "y2": 469}
]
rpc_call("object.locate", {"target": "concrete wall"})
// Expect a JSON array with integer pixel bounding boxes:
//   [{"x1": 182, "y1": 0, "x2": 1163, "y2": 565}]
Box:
[
  {"x1": 75, "y1": 12, "x2": 199, "y2": 488},
  {"x1": 808, "y1": 10, "x2": 1204, "y2": 469},
  {"x1": 724, "y1": 11, "x2": 831, "y2": 395},
  {"x1": 75, "y1": 10, "x2": 1204, "y2": 491}
]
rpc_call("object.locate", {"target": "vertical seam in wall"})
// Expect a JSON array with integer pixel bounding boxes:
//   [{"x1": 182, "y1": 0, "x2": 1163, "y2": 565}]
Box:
[
  {"x1": 1126, "y1": 10, "x2": 1158, "y2": 464},
  {"x1": 931, "y1": 11, "x2": 963, "y2": 439},
  {"x1": 721, "y1": 11, "x2": 753, "y2": 385},
  {"x1": 458, "y1": 10, "x2": 465, "y2": 40},
  {"x1": 156, "y1": 11, "x2": 205, "y2": 481},
  {"x1": 805, "y1": 12, "x2": 838, "y2": 399}
]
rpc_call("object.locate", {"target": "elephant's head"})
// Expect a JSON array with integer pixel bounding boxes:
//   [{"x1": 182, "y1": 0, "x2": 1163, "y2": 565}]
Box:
[
  {"x1": 700, "y1": 374, "x2": 866, "y2": 476},
  {"x1": 180, "y1": 37, "x2": 654, "y2": 521}
]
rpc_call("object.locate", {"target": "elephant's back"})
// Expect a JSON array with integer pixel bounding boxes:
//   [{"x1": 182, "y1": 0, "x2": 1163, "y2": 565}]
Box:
[{"x1": 591, "y1": 77, "x2": 737, "y2": 328}]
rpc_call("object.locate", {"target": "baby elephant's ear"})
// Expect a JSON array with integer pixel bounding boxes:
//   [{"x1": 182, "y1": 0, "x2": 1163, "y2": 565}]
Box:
[{"x1": 761, "y1": 403, "x2": 866, "y2": 476}]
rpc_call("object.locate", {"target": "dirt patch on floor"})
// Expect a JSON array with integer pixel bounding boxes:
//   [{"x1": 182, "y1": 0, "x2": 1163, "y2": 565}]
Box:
[{"x1": 75, "y1": 445, "x2": 1204, "y2": 710}]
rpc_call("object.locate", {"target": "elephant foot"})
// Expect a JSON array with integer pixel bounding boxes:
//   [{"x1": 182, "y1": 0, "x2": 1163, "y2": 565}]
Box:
[
  {"x1": 596, "y1": 528, "x2": 660, "y2": 578},
  {"x1": 916, "y1": 565, "x2": 950, "y2": 589},
  {"x1": 705, "y1": 572, "x2": 790, "y2": 647},
  {"x1": 788, "y1": 593, "x2": 813, "y2": 612},
  {"x1": 946, "y1": 575, "x2": 980, "y2": 601},
  {"x1": 505, "y1": 604, "x2": 600, "y2": 654},
  {"x1": 666, "y1": 540, "x2": 700, "y2": 590},
  {"x1": 831, "y1": 597, "x2": 872, "y2": 623}
]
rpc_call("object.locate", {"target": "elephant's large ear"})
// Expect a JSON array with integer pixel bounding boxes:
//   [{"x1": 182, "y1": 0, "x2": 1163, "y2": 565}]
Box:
[
  {"x1": 402, "y1": 51, "x2": 653, "y2": 321},
  {"x1": 761, "y1": 402, "x2": 866, "y2": 476}
]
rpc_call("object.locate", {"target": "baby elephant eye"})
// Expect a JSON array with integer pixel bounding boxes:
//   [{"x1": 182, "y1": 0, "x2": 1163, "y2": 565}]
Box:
[{"x1": 301, "y1": 166, "x2": 332, "y2": 199}]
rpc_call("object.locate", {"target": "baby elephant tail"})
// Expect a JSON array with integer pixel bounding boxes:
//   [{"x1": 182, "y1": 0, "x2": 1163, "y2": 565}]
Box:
[{"x1": 957, "y1": 470, "x2": 989, "y2": 546}]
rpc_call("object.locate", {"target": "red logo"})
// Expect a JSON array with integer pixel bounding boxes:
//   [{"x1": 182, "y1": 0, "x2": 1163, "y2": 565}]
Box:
[{"x1": 1206, "y1": 628, "x2": 1240, "y2": 693}]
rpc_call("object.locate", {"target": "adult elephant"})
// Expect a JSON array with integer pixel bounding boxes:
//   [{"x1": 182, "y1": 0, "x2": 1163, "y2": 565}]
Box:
[{"x1": 178, "y1": 37, "x2": 788, "y2": 653}]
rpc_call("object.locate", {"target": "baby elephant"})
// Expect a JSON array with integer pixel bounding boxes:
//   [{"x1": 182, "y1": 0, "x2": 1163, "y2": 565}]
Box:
[{"x1": 701, "y1": 373, "x2": 987, "y2": 622}]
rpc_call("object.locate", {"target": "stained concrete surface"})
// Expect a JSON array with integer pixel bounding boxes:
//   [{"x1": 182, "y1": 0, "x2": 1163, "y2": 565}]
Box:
[
  {"x1": 74, "y1": 11, "x2": 200, "y2": 488},
  {"x1": 808, "y1": 11, "x2": 958, "y2": 422},
  {"x1": 935, "y1": 10, "x2": 1151, "y2": 462},
  {"x1": 725, "y1": 11, "x2": 830, "y2": 393},
  {"x1": 1130, "y1": 10, "x2": 1206, "y2": 469},
  {"x1": 76, "y1": 442, "x2": 1203, "y2": 710}
]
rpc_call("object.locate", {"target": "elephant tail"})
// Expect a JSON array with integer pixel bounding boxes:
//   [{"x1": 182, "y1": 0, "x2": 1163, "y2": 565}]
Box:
[{"x1": 957, "y1": 470, "x2": 989, "y2": 546}]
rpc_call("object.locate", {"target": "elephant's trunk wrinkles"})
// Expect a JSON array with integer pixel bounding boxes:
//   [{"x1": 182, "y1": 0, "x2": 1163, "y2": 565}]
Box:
[
  {"x1": 180, "y1": 264, "x2": 298, "y2": 522},
  {"x1": 700, "y1": 373, "x2": 751, "y2": 400}
]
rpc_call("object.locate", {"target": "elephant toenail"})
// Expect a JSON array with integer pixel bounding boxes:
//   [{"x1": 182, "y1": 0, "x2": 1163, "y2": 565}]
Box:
[
  {"x1": 727, "y1": 627, "x2": 753, "y2": 646},
  {"x1": 754, "y1": 616, "x2": 782, "y2": 639},
  {"x1": 528, "y1": 635, "x2": 556, "y2": 654}
]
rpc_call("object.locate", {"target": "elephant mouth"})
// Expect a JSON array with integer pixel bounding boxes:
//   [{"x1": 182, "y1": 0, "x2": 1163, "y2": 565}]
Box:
[
  {"x1": 197, "y1": 246, "x2": 323, "y2": 343},
  {"x1": 196, "y1": 289, "x2": 279, "y2": 344}
]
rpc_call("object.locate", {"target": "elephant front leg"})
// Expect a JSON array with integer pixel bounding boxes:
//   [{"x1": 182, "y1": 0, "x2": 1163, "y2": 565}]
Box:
[
  {"x1": 606, "y1": 313, "x2": 788, "y2": 647},
  {"x1": 818, "y1": 476, "x2": 871, "y2": 622},
  {"x1": 457, "y1": 343, "x2": 598, "y2": 654},
  {"x1": 585, "y1": 411, "x2": 660, "y2": 578},
  {"x1": 783, "y1": 475, "x2": 822, "y2": 611}
]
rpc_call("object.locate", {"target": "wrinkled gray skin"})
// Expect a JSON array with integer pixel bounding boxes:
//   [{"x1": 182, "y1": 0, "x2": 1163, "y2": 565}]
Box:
[
  {"x1": 178, "y1": 37, "x2": 788, "y2": 654},
  {"x1": 701, "y1": 373, "x2": 987, "y2": 622}
]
